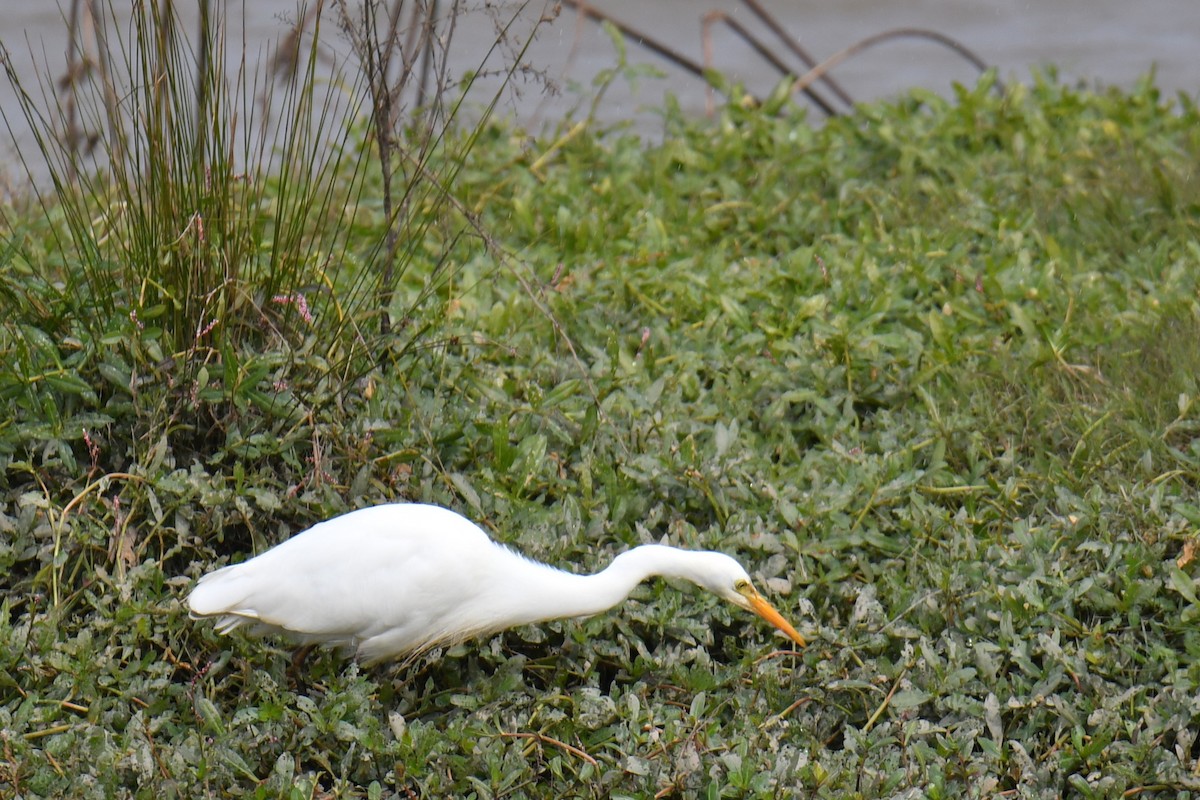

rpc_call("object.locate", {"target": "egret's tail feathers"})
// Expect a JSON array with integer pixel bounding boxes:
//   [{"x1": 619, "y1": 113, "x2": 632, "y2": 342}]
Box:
[{"x1": 187, "y1": 565, "x2": 253, "y2": 619}]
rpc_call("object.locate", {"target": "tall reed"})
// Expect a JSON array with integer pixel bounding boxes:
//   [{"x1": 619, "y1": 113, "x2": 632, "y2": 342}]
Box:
[{"x1": 0, "y1": 1, "x2": 538, "y2": 466}]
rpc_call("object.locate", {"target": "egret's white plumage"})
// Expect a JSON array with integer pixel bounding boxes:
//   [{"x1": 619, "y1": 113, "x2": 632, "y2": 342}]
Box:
[{"x1": 187, "y1": 503, "x2": 805, "y2": 664}]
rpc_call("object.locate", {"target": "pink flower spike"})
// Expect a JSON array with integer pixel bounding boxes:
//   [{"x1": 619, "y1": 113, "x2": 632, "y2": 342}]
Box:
[
  {"x1": 196, "y1": 318, "x2": 219, "y2": 340},
  {"x1": 271, "y1": 292, "x2": 314, "y2": 324},
  {"x1": 82, "y1": 427, "x2": 100, "y2": 465},
  {"x1": 295, "y1": 293, "x2": 313, "y2": 324}
]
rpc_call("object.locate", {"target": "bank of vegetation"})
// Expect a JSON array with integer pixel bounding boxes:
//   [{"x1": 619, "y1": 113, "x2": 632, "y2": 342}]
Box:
[{"x1": 3, "y1": 3, "x2": 1200, "y2": 797}]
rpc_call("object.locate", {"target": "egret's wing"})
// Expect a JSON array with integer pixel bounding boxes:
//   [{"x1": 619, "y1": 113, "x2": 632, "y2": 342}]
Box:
[{"x1": 187, "y1": 503, "x2": 499, "y2": 655}]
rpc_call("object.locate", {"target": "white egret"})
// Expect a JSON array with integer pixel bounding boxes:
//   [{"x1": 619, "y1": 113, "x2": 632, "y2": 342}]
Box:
[{"x1": 187, "y1": 503, "x2": 806, "y2": 665}]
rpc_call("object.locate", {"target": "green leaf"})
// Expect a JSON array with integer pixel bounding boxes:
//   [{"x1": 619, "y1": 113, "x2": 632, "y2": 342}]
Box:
[
  {"x1": 889, "y1": 689, "x2": 932, "y2": 711},
  {"x1": 1168, "y1": 565, "x2": 1198, "y2": 605},
  {"x1": 44, "y1": 373, "x2": 92, "y2": 396}
]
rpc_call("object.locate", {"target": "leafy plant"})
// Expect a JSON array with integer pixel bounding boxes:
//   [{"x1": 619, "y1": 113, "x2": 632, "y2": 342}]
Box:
[{"x1": 4, "y1": 21, "x2": 1200, "y2": 796}]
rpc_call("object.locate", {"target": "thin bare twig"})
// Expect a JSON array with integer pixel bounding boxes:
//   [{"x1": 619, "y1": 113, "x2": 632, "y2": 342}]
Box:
[
  {"x1": 753, "y1": 647, "x2": 805, "y2": 665},
  {"x1": 61, "y1": 0, "x2": 85, "y2": 173},
  {"x1": 791, "y1": 27, "x2": 1003, "y2": 99},
  {"x1": 760, "y1": 695, "x2": 813, "y2": 729},
  {"x1": 561, "y1": 1, "x2": 712, "y2": 87},
  {"x1": 701, "y1": 10, "x2": 838, "y2": 116},
  {"x1": 863, "y1": 669, "x2": 906, "y2": 732},
  {"x1": 499, "y1": 731, "x2": 598, "y2": 766},
  {"x1": 738, "y1": 0, "x2": 853, "y2": 106},
  {"x1": 565, "y1": 3, "x2": 999, "y2": 118}
]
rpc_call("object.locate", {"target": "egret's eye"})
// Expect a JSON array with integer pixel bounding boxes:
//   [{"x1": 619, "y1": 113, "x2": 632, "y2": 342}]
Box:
[{"x1": 734, "y1": 579, "x2": 751, "y2": 592}]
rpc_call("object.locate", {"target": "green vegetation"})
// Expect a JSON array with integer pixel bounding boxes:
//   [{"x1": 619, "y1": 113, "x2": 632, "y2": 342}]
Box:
[{"x1": 3, "y1": 14, "x2": 1200, "y2": 794}]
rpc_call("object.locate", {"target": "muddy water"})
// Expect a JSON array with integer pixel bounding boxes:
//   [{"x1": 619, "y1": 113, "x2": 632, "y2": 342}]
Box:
[{"x1": 1, "y1": 0, "x2": 1196, "y2": 181}]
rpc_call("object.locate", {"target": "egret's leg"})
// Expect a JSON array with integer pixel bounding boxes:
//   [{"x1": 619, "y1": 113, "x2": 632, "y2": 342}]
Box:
[{"x1": 289, "y1": 643, "x2": 316, "y2": 684}]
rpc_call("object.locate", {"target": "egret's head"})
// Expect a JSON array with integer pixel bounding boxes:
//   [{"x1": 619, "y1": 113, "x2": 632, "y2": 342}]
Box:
[{"x1": 691, "y1": 552, "x2": 807, "y2": 648}]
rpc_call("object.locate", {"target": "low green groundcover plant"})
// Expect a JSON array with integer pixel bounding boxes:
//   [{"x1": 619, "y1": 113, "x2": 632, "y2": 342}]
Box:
[{"x1": 4, "y1": 72, "x2": 1200, "y2": 797}]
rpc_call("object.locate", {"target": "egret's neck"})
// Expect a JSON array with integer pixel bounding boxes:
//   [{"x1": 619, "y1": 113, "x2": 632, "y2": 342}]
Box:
[{"x1": 518, "y1": 544, "x2": 712, "y2": 621}]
